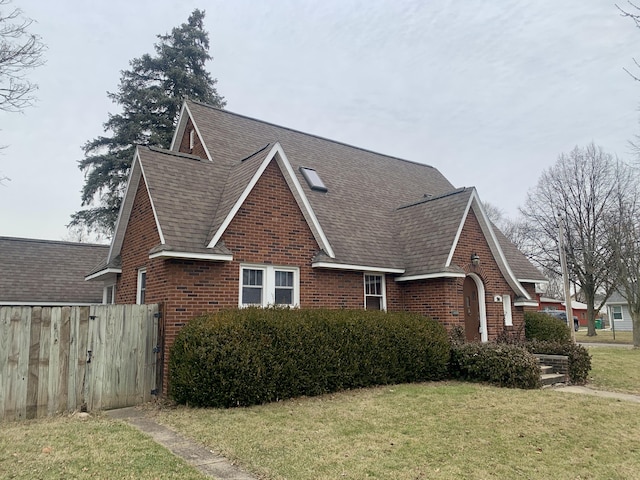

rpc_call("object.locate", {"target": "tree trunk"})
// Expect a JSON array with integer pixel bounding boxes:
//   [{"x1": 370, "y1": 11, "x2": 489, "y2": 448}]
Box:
[
  {"x1": 585, "y1": 289, "x2": 597, "y2": 337},
  {"x1": 632, "y1": 309, "x2": 640, "y2": 348}
]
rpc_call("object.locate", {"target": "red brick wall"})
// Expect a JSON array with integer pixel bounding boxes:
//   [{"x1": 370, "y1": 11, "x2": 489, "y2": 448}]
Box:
[
  {"x1": 116, "y1": 177, "x2": 161, "y2": 304},
  {"x1": 117, "y1": 157, "x2": 533, "y2": 392},
  {"x1": 177, "y1": 118, "x2": 208, "y2": 159},
  {"x1": 451, "y1": 208, "x2": 523, "y2": 338},
  {"x1": 399, "y1": 208, "x2": 528, "y2": 339}
]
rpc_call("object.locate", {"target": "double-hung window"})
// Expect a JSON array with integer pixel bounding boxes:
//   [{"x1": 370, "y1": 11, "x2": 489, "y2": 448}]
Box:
[
  {"x1": 364, "y1": 274, "x2": 386, "y2": 310},
  {"x1": 240, "y1": 265, "x2": 299, "y2": 307},
  {"x1": 612, "y1": 305, "x2": 623, "y2": 321}
]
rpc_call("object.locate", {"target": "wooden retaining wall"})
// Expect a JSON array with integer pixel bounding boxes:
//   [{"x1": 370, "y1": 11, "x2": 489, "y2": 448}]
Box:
[{"x1": 0, "y1": 304, "x2": 160, "y2": 421}]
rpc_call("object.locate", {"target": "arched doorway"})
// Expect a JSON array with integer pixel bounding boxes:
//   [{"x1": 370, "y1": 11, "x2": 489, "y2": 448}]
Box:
[{"x1": 463, "y1": 274, "x2": 488, "y2": 342}]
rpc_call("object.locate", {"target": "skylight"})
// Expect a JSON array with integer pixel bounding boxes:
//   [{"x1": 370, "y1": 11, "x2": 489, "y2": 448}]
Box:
[{"x1": 300, "y1": 167, "x2": 328, "y2": 192}]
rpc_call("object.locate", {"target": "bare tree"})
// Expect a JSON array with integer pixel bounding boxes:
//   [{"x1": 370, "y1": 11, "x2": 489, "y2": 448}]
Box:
[
  {"x1": 0, "y1": 0, "x2": 45, "y2": 112},
  {"x1": 609, "y1": 165, "x2": 640, "y2": 346},
  {"x1": 520, "y1": 144, "x2": 622, "y2": 336}
]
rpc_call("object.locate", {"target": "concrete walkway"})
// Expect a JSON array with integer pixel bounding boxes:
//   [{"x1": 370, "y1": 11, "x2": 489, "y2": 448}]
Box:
[
  {"x1": 105, "y1": 406, "x2": 259, "y2": 480},
  {"x1": 554, "y1": 385, "x2": 640, "y2": 403}
]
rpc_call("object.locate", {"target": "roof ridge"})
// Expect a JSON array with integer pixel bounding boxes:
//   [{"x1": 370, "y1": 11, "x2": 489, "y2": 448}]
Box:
[
  {"x1": 396, "y1": 187, "x2": 470, "y2": 210},
  {"x1": 239, "y1": 143, "x2": 271, "y2": 163},
  {"x1": 0, "y1": 236, "x2": 109, "y2": 247},
  {"x1": 146, "y1": 145, "x2": 208, "y2": 162},
  {"x1": 188, "y1": 100, "x2": 438, "y2": 170}
]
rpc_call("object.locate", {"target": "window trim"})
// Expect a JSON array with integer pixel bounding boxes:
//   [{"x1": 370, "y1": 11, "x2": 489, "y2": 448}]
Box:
[
  {"x1": 502, "y1": 294, "x2": 512, "y2": 326},
  {"x1": 612, "y1": 305, "x2": 623, "y2": 321},
  {"x1": 364, "y1": 273, "x2": 387, "y2": 311},
  {"x1": 238, "y1": 264, "x2": 300, "y2": 308},
  {"x1": 103, "y1": 283, "x2": 116, "y2": 304},
  {"x1": 136, "y1": 268, "x2": 147, "y2": 305}
]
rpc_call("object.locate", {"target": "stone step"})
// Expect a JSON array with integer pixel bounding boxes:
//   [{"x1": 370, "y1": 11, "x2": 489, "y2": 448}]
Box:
[
  {"x1": 540, "y1": 365, "x2": 554, "y2": 375},
  {"x1": 541, "y1": 373, "x2": 567, "y2": 386}
]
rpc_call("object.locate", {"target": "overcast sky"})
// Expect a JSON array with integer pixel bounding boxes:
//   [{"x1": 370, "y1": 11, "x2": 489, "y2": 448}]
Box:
[{"x1": 1, "y1": 0, "x2": 639, "y2": 242}]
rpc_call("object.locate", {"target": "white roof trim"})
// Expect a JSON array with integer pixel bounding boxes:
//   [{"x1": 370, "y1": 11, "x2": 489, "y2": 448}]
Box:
[
  {"x1": 169, "y1": 102, "x2": 188, "y2": 151},
  {"x1": 514, "y1": 300, "x2": 539, "y2": 307},
  {"x1": 207, "y1": 142, "x2": 335, "y2": 258},
  {"x1": 0, "y1": 302, "x2": 98, "y2": 306},
  {"x1": 108, "y1": 150, "x2": 142, "y2": 263},
  {"x1": 148, "y1": 251, "x2": 233, "y2": 261},
  {"x1": 137, "y1": 156, "x2": 166, "y2": 245},
  {"x1": 169, "y1": 101, "x2": 213, "y2": 162},
  {"x1": 469, "y1": 192, "x2": 530, "y2": 299},
  {"x1": 85, "y1": 268, "x2": 122, "y2": 281},
  {"x1": 443, "y1": 189, "x2": 530, "y2": 299},
  {"x1": 519, "y1": 278, "x2": 548, "y2": 285},
  {"x1": 445, "y1": 194, "x2": 473, "y2": 268},
  {"x1": 395, "y1": 271, "x2": 466, "y2": 282},
  {"x1": 312, "y1": 262, "x2": 404, "y2": 274}
]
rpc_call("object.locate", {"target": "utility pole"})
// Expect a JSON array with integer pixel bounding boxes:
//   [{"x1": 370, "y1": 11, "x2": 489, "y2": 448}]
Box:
[{"x1": 557, "y1": 214, "x2": 576, "y2": 342}]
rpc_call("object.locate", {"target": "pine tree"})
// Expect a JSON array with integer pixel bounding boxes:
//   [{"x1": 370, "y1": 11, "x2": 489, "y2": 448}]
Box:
[{"x1": 71, "y1": 9, "x2": 225, "y2": 235}]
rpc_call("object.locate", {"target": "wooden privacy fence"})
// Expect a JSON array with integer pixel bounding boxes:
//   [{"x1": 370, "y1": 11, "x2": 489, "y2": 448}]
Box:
[{"x1": 0, "y1": 304, "x2": 160, "y2": 421}]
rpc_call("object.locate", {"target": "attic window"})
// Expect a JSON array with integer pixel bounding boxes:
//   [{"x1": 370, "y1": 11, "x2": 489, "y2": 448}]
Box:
[
  {"x1": 300, "y1": 167, "x2": 328, "y2": 192},
  {"x1": 189, "y1": 129, "x2": 195, "y2": 150}
]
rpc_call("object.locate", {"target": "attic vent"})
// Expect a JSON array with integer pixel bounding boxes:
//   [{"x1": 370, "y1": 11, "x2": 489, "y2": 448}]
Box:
[{"x1": 300, "y1": 167, "x2": 328, "y2": 192}]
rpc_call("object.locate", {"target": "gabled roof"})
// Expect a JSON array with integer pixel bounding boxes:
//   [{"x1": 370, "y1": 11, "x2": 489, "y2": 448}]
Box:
[
  {"x1": 0, "y1": 237, "x2": 108, "y2": 305},
  {"x1": 106, "y1": 99, "x2": 545, "y2": 295}
]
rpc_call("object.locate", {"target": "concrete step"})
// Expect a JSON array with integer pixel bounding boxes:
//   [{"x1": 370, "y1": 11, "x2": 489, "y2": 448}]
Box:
[
  {"x1": 540, "y1": 365, "x2": 554, "y2": 375},
  {"x1": 541, "y1": 373, "x2": 567, "y2": 386}
]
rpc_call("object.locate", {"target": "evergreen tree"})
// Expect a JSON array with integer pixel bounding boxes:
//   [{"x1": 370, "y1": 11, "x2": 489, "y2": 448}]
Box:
[{"x1": 71, "y1": 9, "x2": 225, "y2": 235}]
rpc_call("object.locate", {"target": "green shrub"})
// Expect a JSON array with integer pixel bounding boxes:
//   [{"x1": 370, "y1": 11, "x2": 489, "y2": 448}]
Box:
[
  {"x1": 525, "y1": 311, "x2": 571, "y2": 343},
  {"x1": 449, "y1": 343, "x2": 542, "y2": 389},
  {"x1": 525, "y1": 340, "x2": 592, "y2": 385},
  {"x1": 169, "y1": 308, "x2": 450, "y2": 407}
]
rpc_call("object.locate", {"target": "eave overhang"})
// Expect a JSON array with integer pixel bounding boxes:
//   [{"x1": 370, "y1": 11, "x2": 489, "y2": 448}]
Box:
[
  {"x1": 148, "y1": 250, "x2": 233, "y2": 262},
  {"x1": 311, "y1": 261, "x2": 405, "y2": 274},
  {"x1": 85, "y1": 268, "x2": 123, "y2": 281}
]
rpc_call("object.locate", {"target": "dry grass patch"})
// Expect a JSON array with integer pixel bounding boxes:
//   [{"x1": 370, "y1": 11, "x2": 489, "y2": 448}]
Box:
[
  {"x1": 587, "y1": 347, "x2": 640, "y2": 395},
  {"x1": 156, "y1": 382, "x2": 640, "y2": 480},
  {"x1": 575, "y1": 329, "x2": 633, "y2": 344},
  {"x1": 0, "y1": 414, "x2": 207, "y2": 479}
]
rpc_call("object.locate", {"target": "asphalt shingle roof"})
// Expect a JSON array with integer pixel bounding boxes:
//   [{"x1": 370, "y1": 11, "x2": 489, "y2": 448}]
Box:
[
  {"x1": 120, "y1": 100, "x2": 545, "y2": 283},
  {"x1": 0, "y1": 237, "x2": 109, "y2": 304}
]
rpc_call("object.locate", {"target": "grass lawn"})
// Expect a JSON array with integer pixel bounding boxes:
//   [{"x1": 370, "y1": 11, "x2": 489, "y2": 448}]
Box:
[
  {"x1": 587, "y1": 347, "x2": 640, "y2": 395},
  {"x1": 0, "y1": 415, "x2": 207, "y2": 480},
  {"x1": 575, "y1": 329, "x2": 633, "y2": 344},
  {"x1": 155, "y1": 382, "x2": 640, "y2": 480}
]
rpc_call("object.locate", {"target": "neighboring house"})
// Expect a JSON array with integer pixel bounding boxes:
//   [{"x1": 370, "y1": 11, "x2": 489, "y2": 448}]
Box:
[
  {"x1": 86, "y1": 100, "x2": 546, "y2": 387},
  {"x1": 0, "y1": 237, "x2": 109, "y2": 305},
  {"x1": 538, "y1": 296, "x2": 588, "y2": 326},
  {"x1": 605, "y1": 292, "x2": 633, "y2": 332}
]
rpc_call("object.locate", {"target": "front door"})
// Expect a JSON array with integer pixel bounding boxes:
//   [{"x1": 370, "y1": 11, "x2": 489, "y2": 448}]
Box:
[{"x1": 463, "y1": 276, "x2": 480, "y2": 342}]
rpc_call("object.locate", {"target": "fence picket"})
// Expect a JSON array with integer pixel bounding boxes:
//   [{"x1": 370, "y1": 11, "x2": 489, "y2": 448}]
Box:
[{"x1": 0, "y1": 304, "x2": 159, "y2": 421}]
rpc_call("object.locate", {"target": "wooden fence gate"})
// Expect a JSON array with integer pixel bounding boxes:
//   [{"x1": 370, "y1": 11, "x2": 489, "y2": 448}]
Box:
[{"x1": 0, "y1": 304, "x2": 161, "y2": 421}]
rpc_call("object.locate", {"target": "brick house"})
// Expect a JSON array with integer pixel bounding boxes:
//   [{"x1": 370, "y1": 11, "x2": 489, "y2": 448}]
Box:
[{"x1": 86, "y1": 100, "x2": 546, "y2": 389}]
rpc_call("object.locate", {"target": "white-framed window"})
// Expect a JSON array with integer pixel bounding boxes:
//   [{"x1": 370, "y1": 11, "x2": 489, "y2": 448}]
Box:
[
  {"x1": 103, "y1": 284, "x2": 116, "y2": 304},
  {"x1": 189, "y1": 129, "x2": 195, "y2": 150},
  {"x1": 502, "y1": 294, "x2": 512, "y2": 326},
  {"x1": 137, "y1": 268, "x2": 147, "y2": 304},
  {"x1": 239, "y1": 265, "x2": 299, "y2": 307},
  {"x1": 612, "y1": 305, "x2": 623, "y2": 321},
  {"x1": 364, "y1": 274, "x2": 386, "y2": 310}
]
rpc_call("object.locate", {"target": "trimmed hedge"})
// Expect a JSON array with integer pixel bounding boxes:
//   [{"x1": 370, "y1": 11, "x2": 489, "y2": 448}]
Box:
[
  {"x1": 525, "y1": 311, "x2": 571, "y2": 343},
  {"x1": 524, "y1": 340, "x2": 591, "y2": 385},
  {"x1": 169, "y1": 308, "x2": 451, "y2": 407},
  {"x1": 449, "y1": 343, "x2": 542, "y2": 389}
]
